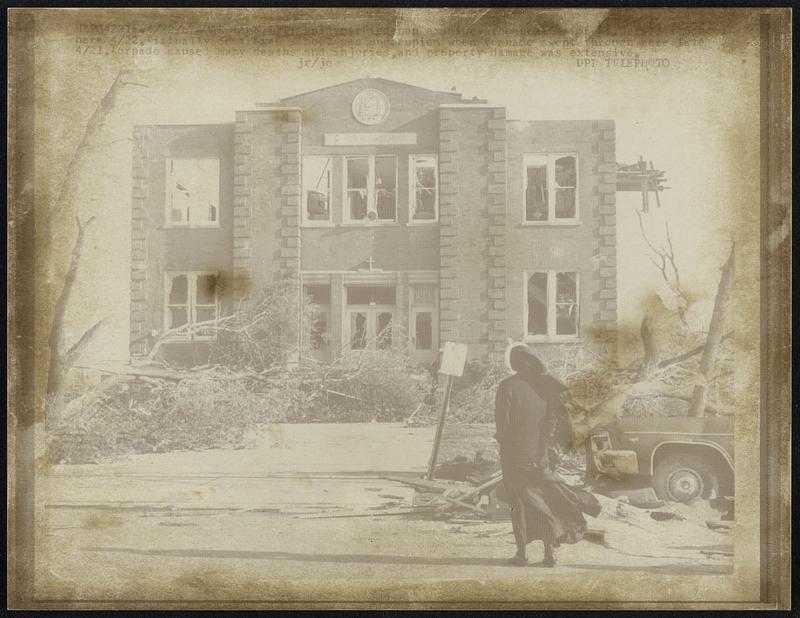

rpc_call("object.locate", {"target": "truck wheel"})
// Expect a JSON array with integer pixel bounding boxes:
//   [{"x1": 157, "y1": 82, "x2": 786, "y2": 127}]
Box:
[{"x1": 652, "y1": 453, "x2": 718, "y2": 503}]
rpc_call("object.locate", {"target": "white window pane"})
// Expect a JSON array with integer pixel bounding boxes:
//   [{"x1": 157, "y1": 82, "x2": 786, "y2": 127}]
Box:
[
  {"x1": 555, "y1": 271, "x2": 578, "y2": 336},
  {"x1": 169, "y1": 274, "x2": 188, "y2": 304},
  {"x1": 375, "y1": 156, "x2": 396, "y2": 220},
  {"x1": 527, "y1": 273, "x2": 548, "y2": 336},
  {"x1": 376, "y1": 312, "x2": 393, "y2": 350},
  {"x1": 350, "y1": 312, "x2": 367, "y2": 349},
  {"x1": 303, "y1": 156, "x2": 332, "y2": 221},
  {"x1": 554, "y1": 155, "x2": 576, "y2": 187},
  {"x1": 169, "y1": 307, "x2": 188, "y2": 329},
  {"x1": 195, "y1": 305, "x2": 217, "y2": 324},
  {"x1": 412, "y1": 156, "x2": 437, "y2": 221},
  {"x1": 347, "y1": 158, "x2": 368, "y2": 189},
  {"x1": 348, "y1": 190, "x2": 367, "y2": 220},
  {"x1": 195, "y1": 274, "x2": 217, "y2": 305},
  {"x1": 169, "y1": 159, "x2": 220, "y2": 225},
  {"x1": 525, "y1": 165, "x2": 548, "y2": 221},
  {"x1": 555, "y1": 188, "x2": 576, "y2": 219}
]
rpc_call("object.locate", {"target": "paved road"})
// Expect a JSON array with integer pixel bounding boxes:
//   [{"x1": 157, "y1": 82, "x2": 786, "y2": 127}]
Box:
[{"x1": 35, "y1": 423, "x2": 733, "y2": 607}]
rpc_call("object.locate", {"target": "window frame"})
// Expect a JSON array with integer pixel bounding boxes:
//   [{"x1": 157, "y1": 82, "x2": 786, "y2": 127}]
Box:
[
  {"x1": 163, "y1": 271, "x2": 220, "y2": 341},
  {"x1": 342, "y1": 154, "x2": 398, "y2": 224},
  {"x1": 408, "y1": 154, "x2": 439, "y2": 224},
  {"x1": 303, "y1": 284, "x2": 332, "y2": 352},
  {"x1": 523, "y1": 269, "x2": 580, "y2": 342},
  {"x1": 301, "y1": 155, "x2": 334, "y2": 227},
  {"x1": 521, "y1": 153, "x2": 579, "y2": 225},
  {"x1": 164, "y1": 157, "x2": 221, "y2": 229}
]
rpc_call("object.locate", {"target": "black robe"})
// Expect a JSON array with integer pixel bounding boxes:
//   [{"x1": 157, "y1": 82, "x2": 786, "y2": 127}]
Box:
[{"x1": 495, "y1": 371, "x2": 600, "y2": 547}]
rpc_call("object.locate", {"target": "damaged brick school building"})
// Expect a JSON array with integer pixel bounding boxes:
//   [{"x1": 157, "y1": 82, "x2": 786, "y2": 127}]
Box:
[{"x1": 129, "y1": 77, "x2": 625, "y2": 366}]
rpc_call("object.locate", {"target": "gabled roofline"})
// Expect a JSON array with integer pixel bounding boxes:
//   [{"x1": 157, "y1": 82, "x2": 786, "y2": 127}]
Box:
[{"x1": 275, "y1": 76, "x2": 466, "y2": 103}]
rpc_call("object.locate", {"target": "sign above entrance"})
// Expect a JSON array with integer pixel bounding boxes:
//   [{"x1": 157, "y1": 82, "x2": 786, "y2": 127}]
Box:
[
  {"x1": 352, "y1": 88, "x2": 390, "y2": 125},
  {"x1": 324, "y1": 133, "x2": 417, "y2": 146}
]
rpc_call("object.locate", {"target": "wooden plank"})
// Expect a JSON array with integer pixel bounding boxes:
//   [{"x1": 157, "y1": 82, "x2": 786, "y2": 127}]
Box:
[{"x1": 294, "y1": 507, "x2": 434, "y2": 519}]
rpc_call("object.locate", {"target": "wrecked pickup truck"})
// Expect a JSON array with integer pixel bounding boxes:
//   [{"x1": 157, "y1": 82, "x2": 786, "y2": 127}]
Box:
[{"x1": 587, "y1": 414, "x2": 734, "y2": 503}]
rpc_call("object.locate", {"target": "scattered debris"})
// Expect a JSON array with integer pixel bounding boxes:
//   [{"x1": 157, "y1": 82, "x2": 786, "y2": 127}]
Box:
[
  {"x1": 650, "y1": 511, "x2": 683, "y2": 521},
  {"x1": 603, "y1": 487, "x2": 665, "y2": 510}
]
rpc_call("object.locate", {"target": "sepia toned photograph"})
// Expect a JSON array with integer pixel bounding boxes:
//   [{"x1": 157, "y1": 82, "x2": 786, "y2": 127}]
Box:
[{"x1": 7, "y1": 7, "x2": 792, "y2": 610}]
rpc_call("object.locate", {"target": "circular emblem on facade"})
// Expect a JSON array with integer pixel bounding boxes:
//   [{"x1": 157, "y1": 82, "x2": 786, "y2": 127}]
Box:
[{"x1": 352, "y1": 89, "x2": 390, "y2": 125}]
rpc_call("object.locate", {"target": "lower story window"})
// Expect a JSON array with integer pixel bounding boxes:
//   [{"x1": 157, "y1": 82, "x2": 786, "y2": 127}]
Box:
[
  {"x1": 165, "y1": 272, "x2": 219, "y2": 340},
  {"x1": 526, "y1": 270, "x2": 579, "y2": 339},
  {"x1": 304, "y1": 284, "x2": 331, "y2": 351}
]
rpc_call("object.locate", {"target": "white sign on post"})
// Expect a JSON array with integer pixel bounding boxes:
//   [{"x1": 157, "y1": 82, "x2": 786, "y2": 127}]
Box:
[{"x1": 438, "y1": 342, "x2": 468, "y2": 377}]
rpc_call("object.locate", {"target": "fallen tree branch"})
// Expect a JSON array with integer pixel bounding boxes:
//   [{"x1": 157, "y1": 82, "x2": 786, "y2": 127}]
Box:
[{"x1": 657, "y1": 332, "x2": 733, "y2": 369}]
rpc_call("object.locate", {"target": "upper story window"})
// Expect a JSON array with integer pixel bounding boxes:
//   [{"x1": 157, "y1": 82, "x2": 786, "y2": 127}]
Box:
[
  {"x1": 523, "y1": 154, "x2": 578, "y2": 224},
  {"x1": 302, "y1": 156, "x2": 333, "y2": 224},
  {"x1": 525, "y1": 270, "x2": 579, "y2": 340},
  {"x1": 164, "y1": 272, "x2": 219, "y2": 340},
  {"x1": 344, "y1": 155, "x2": 397, "y2": 223},
  {"x1": 165, "y1": 158, "x2": 220, "y2": 227},
  {"x1": 409, "y1": 155, "x2": 438, "y2": 222}
]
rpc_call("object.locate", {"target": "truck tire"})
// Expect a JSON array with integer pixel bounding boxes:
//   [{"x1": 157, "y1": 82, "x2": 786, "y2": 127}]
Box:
[{"x1": 652, "y1": 453, "x2": 719, "y2": 503}]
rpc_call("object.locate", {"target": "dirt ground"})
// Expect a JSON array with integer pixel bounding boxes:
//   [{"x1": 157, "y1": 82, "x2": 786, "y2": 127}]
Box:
[{"x1": 36, "y1": 423, "x2": 733, "y2": 606}]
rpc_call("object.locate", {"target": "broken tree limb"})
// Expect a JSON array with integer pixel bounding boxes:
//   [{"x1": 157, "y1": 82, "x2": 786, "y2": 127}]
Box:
[
  {"x1": 46, "y1": 216, "x2": 99, "y2": 419},
  {"x1": 689, "y1": 245, "x2": 735, "y2": 418}
]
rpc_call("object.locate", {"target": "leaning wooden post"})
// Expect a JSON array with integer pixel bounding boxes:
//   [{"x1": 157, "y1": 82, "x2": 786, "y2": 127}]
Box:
[
  {"x1": 688, "y1": 244, "x2": 735, "y2": 417},
  {"x1": 427, "y1": 373, "x2": 454, "y2": 480},
  {"x1": 426, "y1": 342, "x2": 467, "y2": 480}
]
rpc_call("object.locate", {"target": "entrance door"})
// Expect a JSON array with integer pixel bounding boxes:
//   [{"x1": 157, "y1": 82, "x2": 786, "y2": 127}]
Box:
[
  {"x1": 347, "y1": 307, "x2": 395, "y2": 351},
  {"x1": 410, "y1": 307, "x2": 438, "y2": 363}
]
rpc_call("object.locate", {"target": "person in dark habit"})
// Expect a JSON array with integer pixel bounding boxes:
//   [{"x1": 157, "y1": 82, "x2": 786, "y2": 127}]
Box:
[{"x1": 495, "y1": 344, "x2": 601, "y2": 567}]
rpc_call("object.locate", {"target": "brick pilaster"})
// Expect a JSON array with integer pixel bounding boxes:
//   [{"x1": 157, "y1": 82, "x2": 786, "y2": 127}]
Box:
[
  {"x1": 130, "y1": 126, "x2": 152, "y2": 357},
  {"x1": 592, "y1": 120, "x2": 617, "y2": 350},
  {"x1": 486, "y1": 107, "x2": 507, "y2": 361}
]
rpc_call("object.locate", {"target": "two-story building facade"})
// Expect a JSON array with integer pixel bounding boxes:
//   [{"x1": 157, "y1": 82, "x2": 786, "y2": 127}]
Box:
[{"x1": 130, "y1": 78, "x2": 618, "y2": 366}]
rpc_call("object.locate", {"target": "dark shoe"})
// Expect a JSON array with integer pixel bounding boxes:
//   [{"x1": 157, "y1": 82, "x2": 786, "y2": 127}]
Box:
[
  {"x1": 507, "y1": 554, "x2": 529, "y2": 567},
  {"x1": 541, "y1": 548, "x2": 557, "y2": 568}
]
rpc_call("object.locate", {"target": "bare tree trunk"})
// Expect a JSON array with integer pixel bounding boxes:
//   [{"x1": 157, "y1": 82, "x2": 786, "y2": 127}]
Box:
[{"x1": 688, "y1": 244, "x2": 735, "y2": 417}]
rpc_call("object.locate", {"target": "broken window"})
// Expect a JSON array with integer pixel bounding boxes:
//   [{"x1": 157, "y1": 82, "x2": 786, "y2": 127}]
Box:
[
  {"x1": 526, "y1": 270, "x2": 579, "y2": 339},
  {"x1": 344, "y1": 156, "x2": 397, "y2": 222},
  {"x1": 410, "y1": 155, "x2": 437, "y2": 221},
  {"x1": 523, "y1": 154, "x2": 578, "y2": 222},
  {"x1": 375, "y1": 156, "x2": 397, "y2": 220},
  {"x1": 304, "y1": 284, "x2": 331, "y2": 351},
  {"x1": 526, "y1": 272, "x2": 548, "y2": 336},
  {"x1": 166, "y1": 158, "x2": 220, "y2": 226},
  {"x1": 350, "y1": 312, "x2": 367, "y2": 350},
  {"x1": 554, "y1": 156, "x2": 577, "y2": 219},
  {"x1": 302, "y1": 156, "x2": 333, "y2": 223},
  {"x1": 525, "y1": 163, "x2": 548, "y2": 222},
  {"x1": 165, "y1": 272, "x2": 219, "y2": 340}
]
